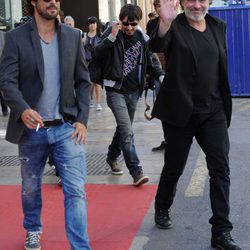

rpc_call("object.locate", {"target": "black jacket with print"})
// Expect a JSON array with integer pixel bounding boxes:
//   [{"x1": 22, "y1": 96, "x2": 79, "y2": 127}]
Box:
[{"x1": 93, "y1": 28, "x2": 164, "y2": 95}]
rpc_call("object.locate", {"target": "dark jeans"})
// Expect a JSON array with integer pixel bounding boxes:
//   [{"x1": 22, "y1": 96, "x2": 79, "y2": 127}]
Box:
[
  {"x1": 106, "y1": 90, "x2": 141, "y2": 176},
  {"x1": 0, "y1": 91, "x2": 8, "y2": 114},
  {"x1": 155, "y1": 106, "x2": 233, "y2": 236}
]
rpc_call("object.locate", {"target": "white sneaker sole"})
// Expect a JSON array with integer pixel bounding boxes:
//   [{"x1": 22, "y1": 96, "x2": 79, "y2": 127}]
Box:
[
  {"x1": 25, "y1": 246, "x2": 41, "y2": 250},
  {"x1": 111, "y1": 170, "x2": 124, "y2": 175}
]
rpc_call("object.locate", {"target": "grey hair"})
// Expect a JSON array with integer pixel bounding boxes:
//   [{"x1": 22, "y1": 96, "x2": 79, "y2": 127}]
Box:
[{"x1": 64, "y1": 16, "x2": 75, "y2": 23}]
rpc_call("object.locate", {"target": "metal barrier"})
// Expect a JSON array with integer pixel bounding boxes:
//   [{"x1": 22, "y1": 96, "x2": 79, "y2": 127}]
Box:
[{"x1": 209, "y1": 5, "x2": 250, "y2": 96}]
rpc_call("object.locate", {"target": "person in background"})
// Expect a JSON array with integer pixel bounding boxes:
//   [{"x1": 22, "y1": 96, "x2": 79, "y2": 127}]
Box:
[
  {"x1": 64, "y1": 15, "x2": 83, "y2": 36},
  {"x1": 57, "y1": 9, "x2": 64, "y2": 23},
  {"x1": 149, "y1": 0, "x2": 241, "y2": 249},
  {"x1": 93, "y1": 4, "x2": 165, "y2": 186},
  {"x1": 146, "y1": 0, "x2": 161, "y2": 37},
  {"x1": 147, "y1": 0, "x2": 167, "y2": 152},
  {"x1": 148, "y1": 11, "x2": 157, "y2": 20},
  {"x1": 104, "y1": 21, "x2": 111, "y2": 31},
  {"x1": 0, "y1": 30, "x2": 8, "y2": 117},
  {"x1": 64, "y1": 15, "x2": 75, "y2": 27},
  {"x1": 0, "y1": 0, "x2": 91, "y2": 249},
  {"x1": 99, "y1": 18, "x2": 106, "y2": 33},
  {"x1": 83, "y1": 16, "x2": 103, "y2": 111}
]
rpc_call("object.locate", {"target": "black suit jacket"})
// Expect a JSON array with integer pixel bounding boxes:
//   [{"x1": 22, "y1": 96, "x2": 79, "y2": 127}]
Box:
[
  {"x1": 149, "y1": 13, "x2": 232, "y2": 127},
  {"x1": 146, "y1": 17, "x2": 160, "y2": 37},
  {"x1": 0, "y1": 19, "x2": 91, "y2": 143}
]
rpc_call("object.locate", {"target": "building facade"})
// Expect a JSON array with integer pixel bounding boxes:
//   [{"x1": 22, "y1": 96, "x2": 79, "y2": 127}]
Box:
[
  {"x1": 0, "y1": 0, "x2": 155, "y2": 31},
  {"x1": 0, "y1": 0, "x2": 23, "y2": 30}
]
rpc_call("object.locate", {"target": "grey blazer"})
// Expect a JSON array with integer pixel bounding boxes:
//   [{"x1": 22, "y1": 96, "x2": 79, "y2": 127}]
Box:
[
  {"x1": 0, "y1": 30, "x2": 5, "y2": 56},
  {"x1": 0, "y1": 19, "x2": 91, "y2": 144}
]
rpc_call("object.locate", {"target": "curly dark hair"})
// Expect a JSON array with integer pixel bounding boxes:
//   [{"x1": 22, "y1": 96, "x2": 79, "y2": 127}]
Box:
[
  {"x1": 119, "y1": 4, "x2": 143, "y2": 22},
  {"x1": 25, "y1": 0, "x2": 35, "y2": 16}
]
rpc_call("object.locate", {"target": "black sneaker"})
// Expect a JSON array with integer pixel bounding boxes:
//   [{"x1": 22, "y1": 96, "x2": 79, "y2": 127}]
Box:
[
  {"x1": 25, "y1": 232, "x2": 41, "y2": 250},
  {"x1": 132, "y1": 170, "x2": 149, "y2": 186},
  {"x1": 106, "y1": 159, "x2": 124, "y2": 175},
  {"x1": 211, "y1": 231, "x2": 241, "y2": 250},
  {"x1": 155, "y1": 208, "x2": 172, "y2": 229},
  {"x1": 152, "y1": 141, "x2": 166, "y2": 152}
]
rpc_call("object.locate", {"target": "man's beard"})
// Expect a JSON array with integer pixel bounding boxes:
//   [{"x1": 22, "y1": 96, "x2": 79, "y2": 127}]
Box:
[
  {"x1": 185, "y1": 8, "x2": 208, "y2": 22},
  {"x1": 36, "y1": 3, "x2": 59, "y2": 20}
]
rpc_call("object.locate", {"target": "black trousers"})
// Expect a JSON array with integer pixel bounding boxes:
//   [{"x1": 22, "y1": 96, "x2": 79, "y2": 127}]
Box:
[{"x1": 155, "y1": 106, "x2": 233, "y2": 236}]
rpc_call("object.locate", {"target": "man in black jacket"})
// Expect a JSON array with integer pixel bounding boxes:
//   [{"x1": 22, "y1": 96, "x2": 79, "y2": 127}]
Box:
[
  {"x1": 149, "y1": 0, "x2": 241, "y2": 249},
  {"x1": 94, "y1": 4, "x2": 164, "y2": 186}
]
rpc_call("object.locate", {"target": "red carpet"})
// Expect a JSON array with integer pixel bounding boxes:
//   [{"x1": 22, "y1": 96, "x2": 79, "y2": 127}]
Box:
[{"x1": 0, "y1": 184, "x2": 157, "y2": 250}]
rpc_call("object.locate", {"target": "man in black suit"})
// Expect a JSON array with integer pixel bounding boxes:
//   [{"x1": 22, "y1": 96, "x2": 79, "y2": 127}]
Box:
[
  {"x1": 0, "y1": 0, "x2": 91, "y2": 249},
  {"x1": 149, "y1": 0, "x2": 241, "y2": 249}
]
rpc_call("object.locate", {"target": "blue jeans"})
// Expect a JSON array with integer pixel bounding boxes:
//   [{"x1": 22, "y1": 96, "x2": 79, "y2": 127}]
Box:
[
  {"x1": 19, "y1": 122, "x2": 91, "y2": 250},
  {"x1": 106, "y1": 90, "x2": 141, "y2": 176}
]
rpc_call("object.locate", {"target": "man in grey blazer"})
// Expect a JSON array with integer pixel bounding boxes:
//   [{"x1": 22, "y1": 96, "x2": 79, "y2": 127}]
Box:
[
  {"x1": 0, "y1": 0, "x2": 91, "y2": 249},
  {"x1": 149, "y1": 0, "x2": 240, "y2": 249},
  {"x1": 0, "y1": 30, "x2": 8, "y2": 116}
]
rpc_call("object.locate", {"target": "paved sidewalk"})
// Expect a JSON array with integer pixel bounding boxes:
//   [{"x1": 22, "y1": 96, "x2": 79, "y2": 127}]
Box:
[
  {"x1": 1, "y1": 95, "x2": 250, "y2": 250},
  {"x1": 0, "y1": 91, "x2": 164, "y2": 186}
]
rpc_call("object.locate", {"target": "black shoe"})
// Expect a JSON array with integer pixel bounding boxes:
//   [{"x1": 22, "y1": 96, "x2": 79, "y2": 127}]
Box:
[
  {"x1": 152, "y1": 141, "x2": 166, "y2": 152},
  {"x1": 211, "y1": 231, "x2": 241, "y2": 250},
  {"x1": 106, "y1": 159, "x2": 124, "y2": 175},
  {"x1": 155, "y1": 207, "x2": 172, "y2": 229},
  {"x1": 132, "y1": 170, "x2": 149, "y2": 186}
]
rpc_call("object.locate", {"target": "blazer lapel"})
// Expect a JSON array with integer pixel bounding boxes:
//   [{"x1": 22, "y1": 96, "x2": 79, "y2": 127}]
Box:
[
  {"x1": 57, "y1": 24, "x2": 65, "y2": 88},
  {"x1": 30, "y1": 20, "x2": 44, "y2": 83},
  {"x1": 178, "y1": 14, "x2": 198, "y2": 67},
  {"x1": 206, "y1": 16, "x2": 225, "y2": 58},
  {"x1": 206, "y1": 15, "x2": 228, "y2": 78}
]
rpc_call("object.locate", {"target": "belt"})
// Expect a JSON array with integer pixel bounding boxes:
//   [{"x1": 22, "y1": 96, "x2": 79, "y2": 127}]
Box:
[{"x1": 43, "y1": 119, "x2": 64, "y2": 127}]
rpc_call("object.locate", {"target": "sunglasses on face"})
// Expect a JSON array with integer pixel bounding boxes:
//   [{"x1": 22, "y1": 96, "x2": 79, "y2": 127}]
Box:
[{"x1": 122, "y1": 22, "x2": 138, "y2": 27}]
